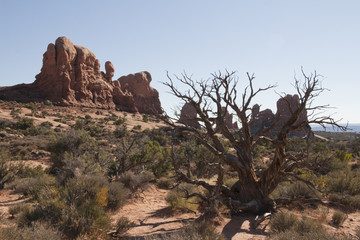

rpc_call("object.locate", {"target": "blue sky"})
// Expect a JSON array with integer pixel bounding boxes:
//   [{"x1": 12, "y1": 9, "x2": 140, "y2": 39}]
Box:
[{"x1": 0, "y1": 1, "x2": 359, "y2": 123}]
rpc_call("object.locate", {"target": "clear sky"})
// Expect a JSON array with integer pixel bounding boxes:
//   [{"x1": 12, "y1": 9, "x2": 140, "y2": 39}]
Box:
[{"x1": 0, "y1": 0, "x2": 359, "y2": 123}]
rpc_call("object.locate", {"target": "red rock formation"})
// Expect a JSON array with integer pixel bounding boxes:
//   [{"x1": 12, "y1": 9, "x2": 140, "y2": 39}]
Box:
[
  {"x1": 248, "y1": 95, "x2": 310, "y2": 137},
  {"x1": 0, "y1": 37, "x2": 162, "y2": 114},
  {"x1": 116, "y1": 72, "x2": 162, "y2": 114},
  {"x1": 179, "y1": 103, "x2": 201, "y2": 128},
  {"x1": 273, "y1": 94, "x2": 309, "y2": 137},
  {"x1": 222, "y1": 107, "x2": 239, "y2": 130}
]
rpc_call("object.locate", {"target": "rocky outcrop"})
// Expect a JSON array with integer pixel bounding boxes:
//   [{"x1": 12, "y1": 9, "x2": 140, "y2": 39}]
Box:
[
  {"x1": 249, "y1": 94, "x2": 310, "y2": 137},
  {"x1": 117, "y1": 72, "x2": 162, "y2": 114},
  {"x1": 178, "y1": 104, "x2": 238, "y2": 130},
  {"x1": 0, "y1": 37, "x2": 162, "y2": 114},
  {"x1": 222, "y1": 107, "x2": 238, "y2": 130},
  {"x1": 179, "y1": 103, "x2": 201, "y2": 128}
]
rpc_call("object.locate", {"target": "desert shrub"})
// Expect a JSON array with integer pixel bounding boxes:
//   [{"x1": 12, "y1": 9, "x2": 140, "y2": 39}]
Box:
[
  {"x1": 326, "y1": 169, "x2": 360, "y2": 196},
  {"x1": 143, "y1": 128, "x2": 169, "y2": 146},
  {"x1": 119, "y1": 171, "x2": 153, "y2": 192},
  {"x1": 114, "y1": 125, "x2": 129, "y2": 138},
  {"x1": 89, "y1": 124, "x2": 103, "y2": 137},
  {"x1": 0, "y1": 119, "x2": 14, "y2": 129},
  {"x1": 16, "y1": 117, "x2": 34, "y2": 130},
  {"x1": 331, "y1": 211, "x2": 347, "y2": 227},
  {"x1": 142, "y1": 115, "x2": 149, "y2": 122},
  {"x1": 286, "y1": 182, "x2": 321, "y2": 199},
  {"x1": 165, "y1": 184, "x2": 201, "y2": 212},
  {"x1": 48, "y1": 129, "x2": 91, "y2": 167},
  {"x1": 114, "y1": 116, "x2": 126, "y2": 125},
  {"x1": 17, "y1": 204, "x2": 46, "y2": 227},
  {"x1": 270, "y1": 212, "x2": 298, "y2": 234},
  {"x1": 8, "y1": 203, "x2": 28, "y2": 218},
  {"x1": 19, "y1": 175, "x2": 112, "y2": 239},
  {"x1": 133, "y1": 124, "x2": 141, "y2": 130},
  {"x1": 0, "y1": 150, "x2": 23, "y2": 189},
  {"x1": 40, "y1": 121, "x2": 53, "y2": 128},
  {"x1": 0, "y1": 222, "x2": 62, "y2": 240},
  {"x1": 328, "y1": 193, "x2": 360, "y2": 210},
  {"x1": 48, "y1": 130, "x2": 110, "y2": 178},
  {"x1": 293, "y1": 216, "x2": 325, "y2": 234},
  {"x1": 114, "y1": 217, "x2": 135, "y2": 235},
  {"x1": 270, "y1": 181, "x2": 320, "y2": 200},
  {"x1": 12, "y1": 174, "x2": 57, "y2": 200},
  {"x1": 16, "y1": 165, "x2": 45, "y2": 178},
  {"x1": 107, "y1": 182, "x2": 129, "y2": 210},
  {"x1": 43, "y1": 100, "x2": 53, "y2": 106},
  {"x1": 74, "y1": 119, "x2": 85, "y2": 130},
  {"x1": 156, "y1": 176, "x2": 173, "y2": 189},
  {"x1": 312, "y1": 141, "x2": 330, "y2": 153},
  {"x1": 270, "y1": 213, "x2": 330, "y2": 239}
]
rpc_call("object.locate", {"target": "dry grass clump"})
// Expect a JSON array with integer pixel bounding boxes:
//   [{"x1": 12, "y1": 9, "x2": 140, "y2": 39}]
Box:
[
  {"x1": 119, "y1": 170, "x2": 154, "y2": 192},
  {"x1": 269, "y1": 212, "x2": 336, "y2": 240},
  {"x1": 0, "y1": 222, "x2": 63, "y2": 240},
  {"x1": 114, "y1": 216, "x2": 136, "y2": 236},
  {"x1": 331, "y1": 210, "x2": 347, "y2": 227}
]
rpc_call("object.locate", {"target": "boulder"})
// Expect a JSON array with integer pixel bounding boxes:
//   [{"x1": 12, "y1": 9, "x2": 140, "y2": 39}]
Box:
[
  {"x1": 179, "y1": 103, "x2": 201, "y2": 128},
  {"x1": 116, "y1": 72, "x2": 162, "y2": 114}
]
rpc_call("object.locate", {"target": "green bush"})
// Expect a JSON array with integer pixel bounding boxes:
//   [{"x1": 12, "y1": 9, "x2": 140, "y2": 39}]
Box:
[
  {"x1": 133, "y1": 124, "x2": 142, "y2": 130},
  {"x1": 114, "y1": 125, "x2": 129, "y2": 138},
  {"x1": 17, "y1": 175, "x2": 112, "y2": 239},
  {"x1": 114, "y1": 116, "x2": 126, "y2": 125},
  {"x1": 16, "y1": 117, "x2": 34, "y2": 130}
]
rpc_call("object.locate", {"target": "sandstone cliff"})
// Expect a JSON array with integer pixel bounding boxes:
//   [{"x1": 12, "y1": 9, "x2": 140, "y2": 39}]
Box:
[{"x1": 0, "y1": 37, "x2": 162, "y2": 114}]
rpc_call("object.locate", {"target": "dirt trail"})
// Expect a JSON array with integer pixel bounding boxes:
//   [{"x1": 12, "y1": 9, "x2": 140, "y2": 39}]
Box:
[
  {"x1": 111, "y1": 184, "x2": 199, "y2": 238},
  {"x1": 111, "y1": 185, "x2": 272, "y2": 240},
  {"x1": 0, "y1": 189, "x2": 27, "y2": 217}
]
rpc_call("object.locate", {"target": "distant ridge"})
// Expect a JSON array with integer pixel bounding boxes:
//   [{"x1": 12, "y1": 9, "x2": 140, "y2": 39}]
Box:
[{"x1": 311, "y1": 124, "x2": 360, "y2": 133}]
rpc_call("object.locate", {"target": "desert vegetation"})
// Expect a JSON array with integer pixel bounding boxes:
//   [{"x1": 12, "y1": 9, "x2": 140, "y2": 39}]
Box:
[{"x1": 0, "y1": 70, "x2": 359, "y2": 239}]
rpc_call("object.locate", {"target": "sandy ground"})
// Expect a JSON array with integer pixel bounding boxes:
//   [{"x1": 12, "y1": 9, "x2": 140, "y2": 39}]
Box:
[
  {"x1": 110, "y1": 184, "x2": 199, "y2": 238},
  {"x1": 110, "y1": 184, "x2": 271, "y2": 240}
]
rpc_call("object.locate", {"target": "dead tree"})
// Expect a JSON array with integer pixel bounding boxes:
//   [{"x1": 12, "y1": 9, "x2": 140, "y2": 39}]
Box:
[{"x1": 161, "y1": 69, "x2": 346, "y2": 214}]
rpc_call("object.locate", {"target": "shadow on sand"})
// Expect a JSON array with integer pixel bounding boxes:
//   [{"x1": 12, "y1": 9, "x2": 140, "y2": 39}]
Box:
[{"x1": 221, "y1": 214, "x2": 269, "y2": 240}]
